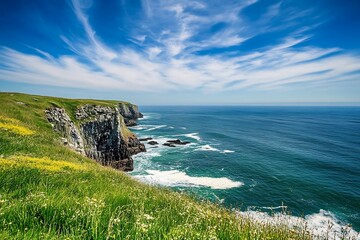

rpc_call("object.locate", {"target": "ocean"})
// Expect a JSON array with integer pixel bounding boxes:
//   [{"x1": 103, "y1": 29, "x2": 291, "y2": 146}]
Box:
[{"x1": 129, "y1": 106, "x2": 360, "y2": 238}]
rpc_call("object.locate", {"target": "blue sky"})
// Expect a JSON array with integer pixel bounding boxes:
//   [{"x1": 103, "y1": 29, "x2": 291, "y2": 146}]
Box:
[{"x1": 0, "y1": 0, "x2": 360, "y2": 105}]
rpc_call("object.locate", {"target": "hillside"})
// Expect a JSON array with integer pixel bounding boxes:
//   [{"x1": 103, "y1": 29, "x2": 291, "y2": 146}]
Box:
[{"x1": 0, "y1": 92, "x2": 311, "y2": 239}]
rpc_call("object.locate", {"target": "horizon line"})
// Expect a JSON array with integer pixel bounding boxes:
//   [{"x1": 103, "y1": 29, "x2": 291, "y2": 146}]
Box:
[{"x1": 139, "y1": 103, "x2": 360, "y2": 107}]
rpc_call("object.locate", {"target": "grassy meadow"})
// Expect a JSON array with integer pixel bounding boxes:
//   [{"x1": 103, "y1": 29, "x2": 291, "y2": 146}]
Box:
[{"x1": 0, "y1": 92, "x2": 313, "y2": 239}]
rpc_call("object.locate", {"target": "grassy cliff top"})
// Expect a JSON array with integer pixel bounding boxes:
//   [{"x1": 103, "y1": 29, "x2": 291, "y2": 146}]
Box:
[
  {"x1": 0, "y1": 92, "x2": 311, "y2": 239},
  {"x1": 0, "y1": 92, "x2": 134, "y2": 123}
]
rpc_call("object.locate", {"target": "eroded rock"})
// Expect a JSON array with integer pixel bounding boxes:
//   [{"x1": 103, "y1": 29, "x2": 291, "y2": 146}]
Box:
[
  {"x1": 117, "y1": 103, "x2": 143, "y2": 126},
  {"x1": 148, "y1": 141, "x2": 159, "y2": 145},
  {"x1": 45, "y1": 104, "x2": 145, "y2": 171},
  {"x1": 166, "y1": 139, "x2": 191, "y2": 145}
]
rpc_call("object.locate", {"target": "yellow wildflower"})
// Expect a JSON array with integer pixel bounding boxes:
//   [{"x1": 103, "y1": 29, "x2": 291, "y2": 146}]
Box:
[
  {"x1": 0, "y1": 115, "x2": 34, "y2": 135},
  {"x1": 0, "y1": 156, "x2": 86, "y2": 172}
]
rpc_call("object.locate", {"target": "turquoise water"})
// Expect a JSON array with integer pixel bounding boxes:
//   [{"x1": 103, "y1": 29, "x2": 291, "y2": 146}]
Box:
[{"x1": 129, "y1": 106, "x2": 360, "y2": 236}]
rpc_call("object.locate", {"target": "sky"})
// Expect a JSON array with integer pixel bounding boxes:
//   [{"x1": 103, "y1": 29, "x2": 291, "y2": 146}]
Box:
[{"x1": 0, "y1": 0, "x2": 360, "y2": 105}]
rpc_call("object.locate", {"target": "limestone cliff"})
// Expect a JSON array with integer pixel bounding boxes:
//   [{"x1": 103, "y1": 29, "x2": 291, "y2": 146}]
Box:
[
  {"x1": 117, "y1": 103, "x2": 143, "y2": 126},
  {"x1": 45, "y1": 104, "x2": 145, "y2": 171}
]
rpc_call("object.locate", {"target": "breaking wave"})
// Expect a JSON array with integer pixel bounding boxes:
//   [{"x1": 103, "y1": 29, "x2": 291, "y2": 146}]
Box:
[
  {"x1": 181, "y1": 133, "x2": 201, "y2": 141},
  {"x1": 236, "y1": 209, "x2": 359, "y2": 240},
  {"x1": 195, "y1": 144, "x2": 235, "y2": 153},
  {"x1": 134, "y1": 170, "x2": 243, "y2": 189}
]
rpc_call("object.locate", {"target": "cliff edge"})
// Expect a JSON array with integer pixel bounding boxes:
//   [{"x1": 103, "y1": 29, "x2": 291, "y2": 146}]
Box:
[{"x1": 45, "y1": 103, "x2": 145, "y2": 171}]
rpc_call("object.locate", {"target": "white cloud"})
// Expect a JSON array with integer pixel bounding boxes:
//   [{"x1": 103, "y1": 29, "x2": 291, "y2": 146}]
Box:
[{"x1": 1, "y1": 0, "x2": 360, "y2": 94}]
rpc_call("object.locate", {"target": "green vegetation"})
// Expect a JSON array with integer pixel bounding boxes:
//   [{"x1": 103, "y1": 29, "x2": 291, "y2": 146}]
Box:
[{"x1": 0, "y1": 92, "x2": 311, "y2": 239}]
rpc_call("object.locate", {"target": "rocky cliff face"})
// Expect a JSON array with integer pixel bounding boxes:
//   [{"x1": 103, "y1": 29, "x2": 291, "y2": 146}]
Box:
[
  {"x1": 45, "y1": 107, "x2": 85, "y2": 155},
  {"x1": 45, "y1": 104, "x2": 145, "y2": 171},
  {"x1": 117, "y1": 103, "x2": 143, "y2": 126}
]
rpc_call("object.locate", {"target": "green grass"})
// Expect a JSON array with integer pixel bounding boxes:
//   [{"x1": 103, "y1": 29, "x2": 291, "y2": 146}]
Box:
[{"x1": 0, "y1": 92, "x2": 312, "y2": 239}]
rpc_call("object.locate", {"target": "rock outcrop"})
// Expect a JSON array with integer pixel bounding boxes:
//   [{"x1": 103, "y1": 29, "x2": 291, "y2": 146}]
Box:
[
  {"x1": 45, "y1": 104, "x2": 145, "y2": 171},
  {"x1": 117, "y1": 103, "x2": 143, "y2": 126},
  {"x1": 45, "y1": 107, "x2": 85, "y2": 155},
  {"x1": 162, "y1": 139, "x2": 191, "y2": 147}
]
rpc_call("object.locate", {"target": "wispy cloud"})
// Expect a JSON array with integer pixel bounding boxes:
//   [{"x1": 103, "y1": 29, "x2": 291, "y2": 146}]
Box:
[{"x1": 0, "y1": 0, "x2": 359, "y2": 93}]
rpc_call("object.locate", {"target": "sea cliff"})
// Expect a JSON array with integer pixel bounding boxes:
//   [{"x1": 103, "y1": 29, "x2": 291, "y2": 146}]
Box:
[{"x1": 45, "y1": 103, "x2": 145, "y2": 171}]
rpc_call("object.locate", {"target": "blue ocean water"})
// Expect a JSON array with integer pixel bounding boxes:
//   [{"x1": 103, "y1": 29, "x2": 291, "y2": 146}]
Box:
[{"x1": 129, "y1": 106, "x2": 360, "y2": 236}]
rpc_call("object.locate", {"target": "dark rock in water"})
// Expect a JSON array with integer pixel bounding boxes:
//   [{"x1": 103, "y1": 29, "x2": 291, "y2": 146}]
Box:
[
  {"x1": 127, "y1": 136, "x2": 146, "y2": 155},
  {"x1": 166, "y1": 139, "x2": 191, "y2": 145},
  {"x1": 148, "y1": 140, "x2": 158, "y2": 145},
  {"x1": 163, "y1": 142, "x2": 176, "y2": 147},
  {"x1": 139, "y1": 137, "x2": 153, "y2": 141},
  {"x1": 45, "y1": 104, "x2": 146, "y2": 172}
]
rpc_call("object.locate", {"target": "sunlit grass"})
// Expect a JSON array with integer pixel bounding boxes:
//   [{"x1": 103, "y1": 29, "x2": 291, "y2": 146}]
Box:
[{"x1": 0, "y1": 156, "x2": 87, "y2": 172}]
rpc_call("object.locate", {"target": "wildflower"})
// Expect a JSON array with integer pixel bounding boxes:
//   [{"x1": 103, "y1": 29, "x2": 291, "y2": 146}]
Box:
[
  {"x1": 144, "y1": 214, "x2": 154, "y2": 220},
  {"x1": 0, "y1": 155, "x2": 86, "y2": 172},
  {"x1": 0, "y1": 116, "x2": 35, "y2": 135},
  {"x1": 113, "y1": 218, "x2": 121, "y2": 224}
]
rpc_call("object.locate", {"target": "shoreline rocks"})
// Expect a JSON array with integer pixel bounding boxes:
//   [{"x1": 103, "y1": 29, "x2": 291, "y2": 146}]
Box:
[
  {"x1": 166, "y1": 139, "x2": 191, "y2": 145},
  {"x1": 163, "y1": 142, "x2": 176, "y2": 147},
  {"x1": 139, "y1": 137, "x2": 153, "y2": 141},
  {"x1": 140, "y1": 138, "x2": 191, "y2": 147},
  {"x1": 161, "y1": 139, "x2": 191, "y2": 147},
  {"x1": 148, "y1": 140, "x2": 158, "y2": 145}
]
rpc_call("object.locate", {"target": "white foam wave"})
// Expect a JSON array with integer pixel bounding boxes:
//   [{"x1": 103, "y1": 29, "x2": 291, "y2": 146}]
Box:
[
  {"x1": 144, "y1": 125, "x2": 167, "y2": 131},
  {"x1": 134, "y1": 170, "x2": 243, "y2": 189},
  {"x1": 132, "y1": 134, "x2": 196, "y2": 173},
  {"x1": 138, "y1": 113, "x2": 161, "y2": 121},
  {"x1": 129, "y1": 125, "x2": 144, "y2": 130},
  {"x1": 182, "y1": 133, "x2": 201, "y2": 141},
  {"x1": 236, "y1": 209, "x2": 359, "y2": 240},
  {"x1": 129, "y1": 124, "x2": 159, "y2": 131},
  {"x1": 139, "y1": 115, "x2": 150, "y2": 120},
  {"x1": 247, "y1": 205, "x2": 288, "y2": 211},
  {"x1": 195, "y1": 145, "x2": 234, "y2": 154},
  {"x1": 222, "y1": 150, "x2": 235, "y2": 153},
  {"x1": 131, "y1": 150, "x2": 162, "y2": 173},
  {"x1": 196, "y1": 144, "x2": 220, "y2": 152}
]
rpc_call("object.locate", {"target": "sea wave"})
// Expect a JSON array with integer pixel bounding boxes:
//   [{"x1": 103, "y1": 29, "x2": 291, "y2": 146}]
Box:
[
  {"x1": 236, "y1": 209, "x2": 359, "y2": 240},
  {"x1": 132, "y1": 135, "x2": 195, "y2": 173},
  {"x1": 139, "y1": 115, "x2": 151, "y2": 120},
  {"x1": 138, "y1": 113, "x2": 161, "y2": 120},
  {"x1": 181, "y1": 133, "x2": 201, "y2": 141},
  {"x1": 196, "y1": 144, "x2": 219, "y2": 151},
  {"x1": 144, "y1": 125, "x2": 167, "y2": 131},
  {"x1": 134, "y1": 170, "x2": 243, "y2": 189},
  {"x1": 222, "y1": 150, "x2": 235, "y2": 153},
  {"x1": 129, "y1": 125, "x2": 145, "y2": 130},
  {"x1": 129, "y1": 124, "x2": 168, "y2": 131},
  {"x1": 195, "y1": 144, "x2": 234, "y2": 154},
  {"x1": 131, "y1": 150, "x2": 162, "y2": 173}
]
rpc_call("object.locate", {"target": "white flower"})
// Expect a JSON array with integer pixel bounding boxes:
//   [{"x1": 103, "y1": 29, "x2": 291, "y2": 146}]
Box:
[{"x1": 144, "y1": 214, "x2": 154, "y2": 220}]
